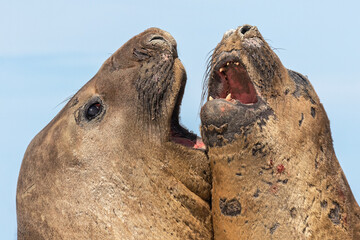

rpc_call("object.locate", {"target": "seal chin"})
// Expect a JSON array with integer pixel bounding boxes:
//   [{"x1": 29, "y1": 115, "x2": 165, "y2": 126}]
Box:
[{"x1": 200, "y1": 97, "x2": 272, "y2": 147}]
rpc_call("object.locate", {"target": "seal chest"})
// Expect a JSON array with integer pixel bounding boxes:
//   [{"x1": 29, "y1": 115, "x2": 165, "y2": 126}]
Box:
[{"x1": 201, "y1": 24, "x2": 360, "y2": 239}]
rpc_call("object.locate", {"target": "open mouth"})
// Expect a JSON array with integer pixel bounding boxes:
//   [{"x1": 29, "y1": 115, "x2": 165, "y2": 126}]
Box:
[
  {"x1": 169, "y1": 80, "x2": 205, "y2": 150},
  {"x1": 209, "y1": 59, "x2": 258, "y2": 105},
  {"x1": 170, "y1": 118, "x2": 205, "y2": 150},
  {"x1": 201, "y1": 52, "x2": 274, "y2": 147}
]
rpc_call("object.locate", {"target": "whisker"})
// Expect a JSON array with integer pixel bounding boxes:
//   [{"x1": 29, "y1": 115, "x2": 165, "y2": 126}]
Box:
[
  {"x1": 53, "y1": 94, "x2": 75, "y2": 109},
  {"x1": 271, "y1": 47, "x2": 286, "y2": 53},
  {"x1": 199, "y1": 48, "x2": 215, "y2": 112}
]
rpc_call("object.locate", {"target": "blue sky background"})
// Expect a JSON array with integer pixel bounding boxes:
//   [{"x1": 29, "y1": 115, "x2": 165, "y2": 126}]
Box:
[{"x1": 1, "y1": 1, "x2": 359, "y2": 239}]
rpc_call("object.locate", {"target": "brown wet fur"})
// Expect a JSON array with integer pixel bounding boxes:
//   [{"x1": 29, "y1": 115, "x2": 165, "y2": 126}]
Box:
[
  {"x1": 201, "y1": 25, "x2": 360, "y2": 239},
  {"x1": 17, "y1": 28, "x2": 212, "y2": 239}
]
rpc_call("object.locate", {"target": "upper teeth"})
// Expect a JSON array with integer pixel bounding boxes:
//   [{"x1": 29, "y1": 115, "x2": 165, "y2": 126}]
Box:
[
  {"x1": 208, "y1": 94, "x2": 234, "y2": 102},
  {"x1": 219, "y1": 62, "x2": 240, "y2": 72}
]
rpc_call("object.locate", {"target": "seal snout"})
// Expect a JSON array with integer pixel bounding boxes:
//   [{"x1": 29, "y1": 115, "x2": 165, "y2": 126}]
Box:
[
  {"x1": 145, "y1": 28, "x2": 178, "y2": 57},
  {"x1": 223, "y1": 24, "x2": 258, "y2": 40}
]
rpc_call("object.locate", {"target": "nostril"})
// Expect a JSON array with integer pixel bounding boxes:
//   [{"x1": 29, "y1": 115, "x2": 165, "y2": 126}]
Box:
[
  {"x1": 239, "y1": 25, "x2": 252, "y2": 35},
  {"x1": 149, "y1": 35, "x2": 166, "y2": 42}
]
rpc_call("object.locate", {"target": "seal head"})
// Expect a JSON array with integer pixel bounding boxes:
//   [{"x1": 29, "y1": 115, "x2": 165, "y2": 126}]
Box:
[
  {"x1": 201, "y1": 25, "x2": 360, "y2": 239},
  {"x1": 201, "y1": 25, "x2": 285, "y2": 147},
  {"x1": 17, "y1": 28, "x2": 211, "y2": 239}
]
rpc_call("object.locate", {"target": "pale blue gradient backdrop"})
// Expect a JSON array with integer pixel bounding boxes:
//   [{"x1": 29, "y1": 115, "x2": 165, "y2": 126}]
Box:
[{"x1": 1, "y1": 1, "x2": 359, "y2": 239}]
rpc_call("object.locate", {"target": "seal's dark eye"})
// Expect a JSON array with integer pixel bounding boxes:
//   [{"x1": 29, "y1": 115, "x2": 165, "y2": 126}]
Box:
[{"x1": 86, "y1": 102, "x2": 102, "y2": 120}]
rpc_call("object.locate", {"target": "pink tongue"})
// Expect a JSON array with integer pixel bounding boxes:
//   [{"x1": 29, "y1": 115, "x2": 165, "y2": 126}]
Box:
[
  {"x1": 194, "y1": 138, "x2": 205, "y2": 149},
  {"x1": 225, "y1": 66, "x2": 258, "y2": 104},
  {"x1": 170, "y1": 136, "x2": 205, "y2": 150},
  {"x1": 171, "y1": 136, "x2": 196, "y2": 147}
]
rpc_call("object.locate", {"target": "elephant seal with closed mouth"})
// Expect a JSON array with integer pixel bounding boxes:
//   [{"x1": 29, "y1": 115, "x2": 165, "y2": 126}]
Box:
[
  {"x1": 17, "y1": 28, "x2": 211, "y2": 240},
  {"x1": 201, "y1": 25, "x2": 360, "y2": 239}
]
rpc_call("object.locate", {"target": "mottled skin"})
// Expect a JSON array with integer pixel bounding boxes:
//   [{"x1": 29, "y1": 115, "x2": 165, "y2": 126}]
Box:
[
  {"x1": 201, "y1": 25, "x2": 360, "y2": 239},
  {"x1": 17, "y1": 28, "x2": 212, "y2": 239}
]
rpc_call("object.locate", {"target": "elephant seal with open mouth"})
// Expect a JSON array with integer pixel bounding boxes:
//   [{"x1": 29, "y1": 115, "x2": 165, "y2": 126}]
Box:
[
  {"x1": 17, "y1": 28, "x2": 211, "y2": 240},
  {"x1": 201, "y1": 25, "x2": 360, "y2": 239}
]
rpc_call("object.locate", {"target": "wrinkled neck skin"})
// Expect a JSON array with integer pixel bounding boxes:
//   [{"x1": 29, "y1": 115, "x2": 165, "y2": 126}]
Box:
[
  {"x1": 201, "y1": 25, "x2": 360, "y2": 239},
  {"x1": 17, "y1": 28, "x2": 211, "y2": 240}
]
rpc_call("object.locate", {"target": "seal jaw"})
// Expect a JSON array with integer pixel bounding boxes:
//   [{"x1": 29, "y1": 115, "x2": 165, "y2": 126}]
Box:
[
  {"x1": 131, "y1": 29, "x2": 205, "y2": 150},
  {"x1": 201, "y1": 51, "x2": 266, "y2": 148},
  {"x1": 200, "y1": 97, "x2": 273, "y2": 147},
  {"x1": 169, "y1": 69, "x2": 205, "y2": 150}
]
